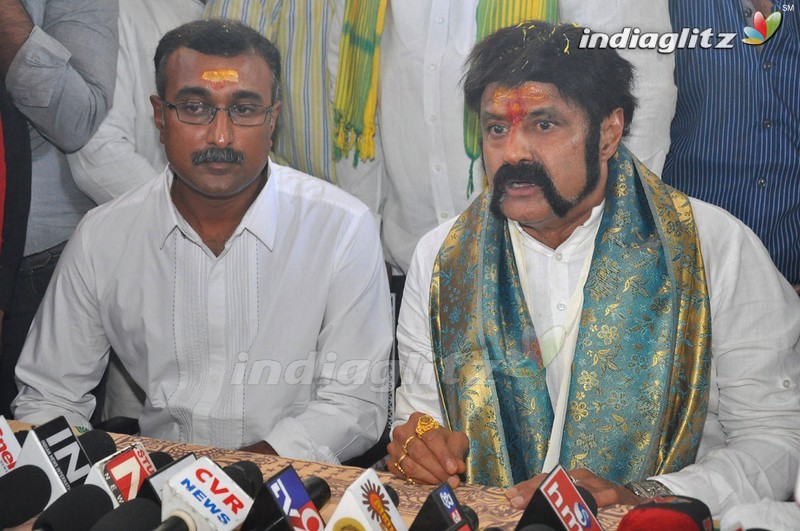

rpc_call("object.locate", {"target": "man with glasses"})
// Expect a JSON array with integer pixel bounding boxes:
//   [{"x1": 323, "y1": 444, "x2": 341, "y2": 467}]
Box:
[{"x1": 12, "y1": 19, "x2": 393, "y2": 464}]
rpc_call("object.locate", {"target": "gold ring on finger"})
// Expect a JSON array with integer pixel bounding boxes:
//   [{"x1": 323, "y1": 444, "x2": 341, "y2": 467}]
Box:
[
  {"x1": 415, "y1": 414, "x2": 440, "y2": 439},
  {"x1": 402, "y1": 434, "x2": 416, "y2": 454},
  {"x1": 397, "y1": 453, "x2": 409, "y2": 468},
  {"x1": 394, "y1": 461, "x2": 408, "y2": 480},
  {"x1": 407, "y1": 477, "x2": 417, "y2": 485}
]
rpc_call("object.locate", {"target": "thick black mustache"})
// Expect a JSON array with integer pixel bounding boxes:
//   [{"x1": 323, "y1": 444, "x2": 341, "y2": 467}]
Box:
[
  {"x1": 191, "y1": 147, "x2": 245, "y2": 165},
  {"x1": 490, "y1": 161, "x2": 574, "y2": 219}
]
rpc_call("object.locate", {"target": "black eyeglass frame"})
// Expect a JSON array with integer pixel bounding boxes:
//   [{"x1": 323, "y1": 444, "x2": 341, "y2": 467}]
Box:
[{"x1": 160, "y1": 100, "x2": 276, "y2": 127}]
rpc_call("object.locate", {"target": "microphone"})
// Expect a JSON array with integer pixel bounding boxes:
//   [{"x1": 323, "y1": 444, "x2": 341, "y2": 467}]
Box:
[
  {"x1": 0, "y1": 464, "x2": 52, "y2": 528},
  {"x1": 137, "y1": 452, "x2": 198, "y2": 506},
  {"x1": 32, "y1": 483, "x2": 115, "y2": 531},
  {"x1": 15, "y1": 416, "x2": 117, "y2": 507},
  {"x1": 84, "y1": 442, "x2": 158, "y2": 505},
  {"x1": 409, "y1": 481, "x2": 478, "y2": 531},
  {"x1": 157, "y1": 456, "x2": 262, "y2": 530},
  {"x1": 150, "y1": 451, "x2": 176, "y2": 470},
  {"x1": 241, "y1": 464, "x2": 327, "y2": 531},
  {"x1": 323, "y1": 468, "x2": 405, "y2": 531},
  {"x1": 89, "y1": 498, "x2": 163, "y2": 530},
  {"x1": 0, "y1": 415, "x2": 23, "y2": 476},
  {"x1": 514, "y1": 465, "x2": 601, "y2": 531},
  {"x1": 617, "y1": 495, "x2": 712, "y2": 531}
]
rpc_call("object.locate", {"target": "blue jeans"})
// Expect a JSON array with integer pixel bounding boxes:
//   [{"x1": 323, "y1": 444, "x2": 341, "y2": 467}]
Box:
[{"x1": 0, "y1": 240, "x2": 65, "y2": 418}]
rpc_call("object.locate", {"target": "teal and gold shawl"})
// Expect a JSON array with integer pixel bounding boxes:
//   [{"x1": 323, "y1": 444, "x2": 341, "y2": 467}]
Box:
[{"x1": 430, "y1": 145, "x2": 712, "y2": 488}]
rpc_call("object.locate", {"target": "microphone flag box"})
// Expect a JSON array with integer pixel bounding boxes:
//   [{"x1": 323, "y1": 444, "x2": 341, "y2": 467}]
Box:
[
  {"x1": 84, "y1": 442, "x2": 156, "y2": 505},
  {"x1": 324, "y1": 467, "x2": 406, "y2": 531},
  {"x1": 409, "y1": 482, "x2": 472, "y2": 531},
  {"x1": 16, "y1": 416, "x2": 93, "y2": 507},
  {"x1": 163, "y1": 456, "x2": 254, "y2": 530},
  {"x1": 537, "y1": 465, "x2": 602, "y2": 531},
  {"x1": 266, "y1": 464, "x2": 326, "y2": 531},
  {"x1": 0, "y1": 415, "x2": 23, "y2": 476}
]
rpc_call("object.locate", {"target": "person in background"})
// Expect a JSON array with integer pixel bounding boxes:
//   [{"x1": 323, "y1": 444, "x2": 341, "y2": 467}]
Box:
[
  {"x1": 67, "y1": 0, "x2": 207, "y2": 422},
  {"x1": 333, "y1": 0, "x2": 677, "y2": 277},
  {"x1": 388, "y1": 21, "x2": 800, "y2": 521},
  {"x1": 0, "y1": 0, "x2": 118, "y2": 418},
  {"x1": 663, "y1": 1, "x2": 800, "y2": 292},
  {"x1": 13, "y1": 20, "x2": 393, "y2": 463}
]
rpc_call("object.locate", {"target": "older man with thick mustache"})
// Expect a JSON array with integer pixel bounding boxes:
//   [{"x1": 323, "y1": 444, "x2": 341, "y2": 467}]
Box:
[{"x1": 387, "y1": 21, "x2": 800, "y2": 521}]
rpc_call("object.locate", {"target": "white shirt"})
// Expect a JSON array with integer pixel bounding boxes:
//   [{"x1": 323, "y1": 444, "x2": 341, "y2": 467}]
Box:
[
  {"x1": 394, "y1": 198, "x2": 800, "y2": 518},
  {"x1": 66, "y1": 0, "x2": 205, "y2": 204},
  {"x1": 14, "y1": 162, "x2": 394, "y2": 464},
  {"x1": 333, "y1": 0, "x2": 677, "y2": 273}
]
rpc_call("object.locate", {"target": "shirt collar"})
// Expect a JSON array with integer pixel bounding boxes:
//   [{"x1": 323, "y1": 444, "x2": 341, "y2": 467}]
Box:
[
  {"x1": 511, "y1": 200, "x2": 606, "y2": 255},
  {"x1": 155, "y1": 160, "x2": 278, "y2": 252}
]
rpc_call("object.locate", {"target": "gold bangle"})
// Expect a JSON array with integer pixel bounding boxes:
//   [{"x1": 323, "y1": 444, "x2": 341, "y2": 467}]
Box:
[
  {"x1": 402, "y1": 434, "x2": 416, "y2": 454},
  {"x1": 415, "y1": 414, "x2": 440, "y2": 439}
]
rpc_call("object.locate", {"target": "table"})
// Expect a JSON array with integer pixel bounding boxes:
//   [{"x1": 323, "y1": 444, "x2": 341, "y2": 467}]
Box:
[{"x1": 111, "y1": 432, "x2": 630, "y2": 530}]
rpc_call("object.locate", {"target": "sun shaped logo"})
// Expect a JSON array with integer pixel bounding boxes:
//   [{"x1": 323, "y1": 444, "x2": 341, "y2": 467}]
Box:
[
  {"x1": 360, "y1": 480, "x2": 397, "y2": 531},
  {"x1": 742, "y1": 11, "x2": 783, "y2": 45}
]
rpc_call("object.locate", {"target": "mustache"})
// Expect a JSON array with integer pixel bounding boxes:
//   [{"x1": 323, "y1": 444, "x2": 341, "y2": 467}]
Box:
[
  {"x1": 191, "y1": 147, "x2": 245, "y2": 165},
  {"x1": 490, "y1": 161, "x2": 574, "y2": 218}
]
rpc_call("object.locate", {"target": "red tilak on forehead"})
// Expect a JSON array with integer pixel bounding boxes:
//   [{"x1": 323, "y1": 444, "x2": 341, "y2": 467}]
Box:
[{"x1": 492, "y1": 86, "x2": 547, "y2": 125}]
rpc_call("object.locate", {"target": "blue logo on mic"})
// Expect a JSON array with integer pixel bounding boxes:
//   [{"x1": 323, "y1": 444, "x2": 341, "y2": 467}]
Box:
[{"x1": 575, "y1": 502, "x2": 592, "y2": 528}]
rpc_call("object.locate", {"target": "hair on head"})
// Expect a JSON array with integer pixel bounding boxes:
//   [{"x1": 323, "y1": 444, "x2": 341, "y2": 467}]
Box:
[
  {"x1": 154, "y1": 18, "x2": 281, "y2": 103},
  {"x1": 463, "y1": 21, "x2": 636, "y2": 135}
]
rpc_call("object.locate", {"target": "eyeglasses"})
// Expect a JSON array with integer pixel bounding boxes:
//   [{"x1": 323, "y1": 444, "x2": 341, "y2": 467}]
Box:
[{"x1": 161, "y1": 100, "x2": 275, "y2": 126}]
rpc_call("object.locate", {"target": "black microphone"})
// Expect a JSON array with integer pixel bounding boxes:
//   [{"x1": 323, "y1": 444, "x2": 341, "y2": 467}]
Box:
[
  {"x1": 241, "y1": 466, "x2": 330, "y2": 531},
  {"x1": 409, "y1": 481, "x2": 478, "y2": 530},
  {"x1": 157, "y1": 457, "x2": 263, "y2": 530},
  {"x1": 0, "y1": 464, "x2": 52, "y2": 527},
  {"x1": 137, "y1": 452, "x2": 198, "y2": 506},
  {"x1": 617, "y1": 495, "x2": 712, "y2": 531},
  {"x1": 77, "y1": 429, "x2": 118, "y2": 464},
  {"x1": 515, "y1": 465, "x2": 600, "y2": 530},
  {"x1": 89, "y1": 498, "x2": 163, "y2": 530},
  {"x1": 32, "y1": 483, "x2": 115, "y2": 531},
  {"x1": 149, "y1": 451, "x2": 176, "y2": 471}
]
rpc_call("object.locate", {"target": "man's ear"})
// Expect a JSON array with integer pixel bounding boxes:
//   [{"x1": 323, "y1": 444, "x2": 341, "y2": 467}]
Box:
[
  {"x1": 150, "y1": 95, "x2": 166, "y2": 142},
  {"x1": 268, "y1": 100, "x2": 282, "y2": 133},
  {"x1": 599, "y1": 107, "x2": 624, "y2": 162}
]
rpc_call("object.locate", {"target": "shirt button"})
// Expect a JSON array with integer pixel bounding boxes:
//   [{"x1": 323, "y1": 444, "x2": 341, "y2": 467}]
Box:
[
  {"x1": 744, "y1": 8, "x2": 753, "y2": 17},
  {"x1": 557, "y1": 302, "x2": 567, "y2": 311},
  {"x1": 555, "y1": 252, "x2": 563, "y2": 261},
  {"x1": 440, "y1": 211, "x2": 450, "y2": 219},
  {"x1": 429, "y1": 63, "x2": 438, "y2": 71},
  {"x1": 763, "y1": 119, "x2": 771, "y2": 129},
  {"x1": 435, "y1": 16, "x2": 444, "y2": 24},
  {"x1": 762, "y1": 61, "x2": 772, "y2": 71},
  {"x1": 758, "y1": 178, "x2": 767, "y2": 188},
  {"x1": 429, "y1": 114, "x2": 437, "y2": 122},
  {"x1": 783, "y1": 379, "x2": 791, "y2": 389},
  {"x1": 434, "y1": 163, "x2": 442, "y2": 171}
]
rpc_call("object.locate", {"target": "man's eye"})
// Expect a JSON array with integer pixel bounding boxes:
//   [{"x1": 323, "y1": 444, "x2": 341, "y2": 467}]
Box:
[
  {"x1": 538, "y1": 120, "x2": 553, "y2": 130},
  {"x1": 231, "y1": 104, "x2": 258, "y2": 116},
  {"x1": 180, "y1": 102, "x2": 209, "y2": 115},
  {"x1": 486, "y1": 124, "x2": 507, "y2": 135}
]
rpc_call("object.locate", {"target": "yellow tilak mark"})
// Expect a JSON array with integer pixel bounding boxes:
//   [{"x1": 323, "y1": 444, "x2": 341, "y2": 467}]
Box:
[{"x1": 201, "y1": 69, "x2": 239, "y2": 89}]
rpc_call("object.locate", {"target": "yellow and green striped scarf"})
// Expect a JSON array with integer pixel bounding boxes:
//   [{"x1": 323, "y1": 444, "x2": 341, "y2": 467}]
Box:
[{"x1": 334, "y1": 0, "x2": 558, "y2": 195}]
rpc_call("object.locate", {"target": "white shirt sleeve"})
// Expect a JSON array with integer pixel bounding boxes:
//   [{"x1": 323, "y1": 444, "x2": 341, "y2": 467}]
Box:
[{"x1": 654, "y1": 200, "x2": 800, "y2": 517}]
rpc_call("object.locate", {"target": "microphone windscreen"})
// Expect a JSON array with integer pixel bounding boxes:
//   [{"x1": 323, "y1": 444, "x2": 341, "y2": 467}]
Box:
[
  {"x1": 222, "y1": 460, "x2": 263, "y2": 498},
  {"x1": 78, "y1": 430, "x2": 117, "y2": 463},
  {"x1": 618, "y1": 495, "x2": 713, "y2": 531},
  {"x1": 576, "y1": 486, "x2": 598, "y2": 515},
  {"x1": 0, "y1": 465, "x2": 52, "y2": 527},
  {"x1": 462, "y1": 504, "x2": 479, "y2": 529},
  {"x1": 303, "y1": 476, "x2": 332, "y2": 509},
  {"x1": 14, "y1": 429, "x2": 29, "y2": 446},
  {"x1": 383, "y1": 483, "x2": 400, "y2": 508},
  {"x1": 148, "y1": 451, "x2": 175, "y2": 470},
  {"x1": 33, "y1": 483, "x2": 114, "y2": 531},
  {"x1": 89, "y1": 498, "x2": 162, "y2": 530}
]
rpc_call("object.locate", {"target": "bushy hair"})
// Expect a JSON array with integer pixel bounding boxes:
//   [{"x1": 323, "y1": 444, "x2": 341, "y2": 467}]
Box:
[
  {"x1": 154, "y1": 19, "x2": 281, "y2": 103},
  {"x1": 463, "y1": 21, "x2": 636, "y2": 135}
]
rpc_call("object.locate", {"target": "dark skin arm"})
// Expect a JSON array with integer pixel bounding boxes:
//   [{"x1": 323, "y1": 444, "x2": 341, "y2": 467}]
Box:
[
  {"x1": 239, "y1": 440, "x2": 279, "y2": 456},
  {"x1": 388, "y1": 412, "x2": 469, "y2": 488}
]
